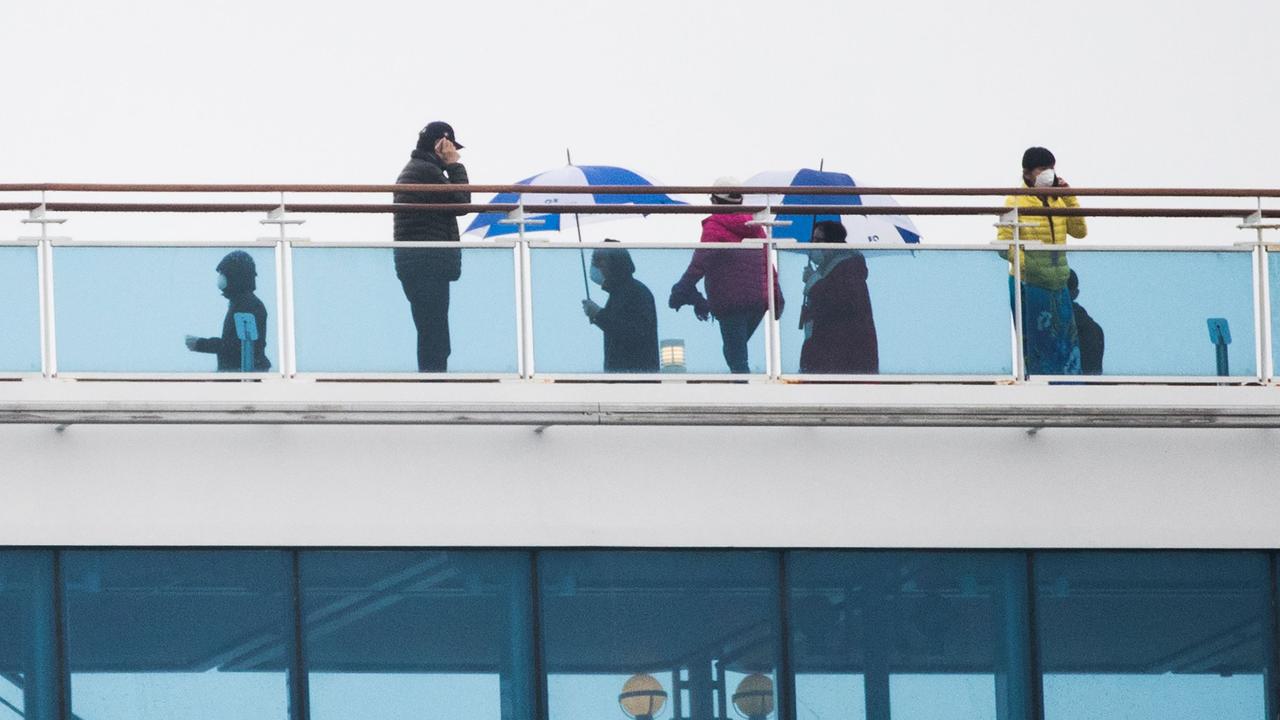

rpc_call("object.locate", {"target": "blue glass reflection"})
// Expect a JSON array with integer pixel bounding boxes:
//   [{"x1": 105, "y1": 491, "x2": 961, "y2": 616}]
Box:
[
  {"x1": 0, "y1": 551, "x2": 56, "y2": 720},
  {"x1": 0, "y1": 247, "x2": 41, "y2": 373},
  {"x1": 292, "y1": 247, "x2": 518, "y2": 373},
  {"x1": 777, "y1": 249, "x2": 1012, "y2": 375},
  {"x1": 53, "y1": 247, "x2": 278, "y2": 373},
  {"x1": 62, "y1": 550, "x2": 293, "y2": 720},
  {"x1": 1035, "y1": 552, "x2": 1270, "y2": 720},
  {"x1": 539, "y1": 551, "x2": 780, "y2": 720},
  {"x1": 788, "y1": 552, "x2": 1029, "y2": 720},
  {"x1": 299, "y1": 550, "x2": 533, "y2": 720},
  {"x1": 1031, "y1": 251, "x2": 1256, "y2": 376},
  {"x1": 531, "y1": 248, "x2": 769, "y2": 374}
]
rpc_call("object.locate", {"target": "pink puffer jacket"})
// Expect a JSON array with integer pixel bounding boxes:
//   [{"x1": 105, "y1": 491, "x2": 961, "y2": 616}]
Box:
[{"x1": 670, "y1": 214, "x2": 784, "y2": 317}]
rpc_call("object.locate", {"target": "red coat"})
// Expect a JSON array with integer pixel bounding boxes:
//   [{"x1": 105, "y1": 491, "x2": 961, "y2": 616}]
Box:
[
  {"x1": 798, "y1": 253, "x2": 878, "y2": 374},
  {"x1": 671, "y1": 214, "x2": 784, "y2": 317}
]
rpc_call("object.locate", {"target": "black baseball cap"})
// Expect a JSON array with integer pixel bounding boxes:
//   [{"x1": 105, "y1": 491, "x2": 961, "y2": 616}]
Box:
[{"x1": 420, "y1": 121, "x2": 464, "y2": 149}]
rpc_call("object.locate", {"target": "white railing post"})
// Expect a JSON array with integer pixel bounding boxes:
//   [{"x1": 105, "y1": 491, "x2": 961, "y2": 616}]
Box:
[
  {"x1": 1238, "y1": 200, "x2": 1279, "y2": 383},
  {"x1": 259, "y1": 192, "x2": 305, "y2": 379},
  {"x1": 498, "y1": 203, "x2": 543, "y2": 379},
  {"x1": 995, "y1": 208, "x2": 1030, "y2": 382},
  {"x1": 749, "y1": 202, "x2": 791, "y2": 381},
  {"x1": 20, "y1": 193, "x2": 69, "y2": 378}
]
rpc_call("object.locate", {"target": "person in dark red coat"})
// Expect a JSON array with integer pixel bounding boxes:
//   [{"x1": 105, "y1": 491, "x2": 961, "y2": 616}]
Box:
[
  {"x1": 669, "y1": 177, "x2": 784, "y2": 373},
  {"x1": 798, "y1": 221, "x2": 878, "y2": 374}
]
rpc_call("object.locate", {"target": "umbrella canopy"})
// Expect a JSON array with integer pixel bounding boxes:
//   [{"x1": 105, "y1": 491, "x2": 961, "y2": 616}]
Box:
[
  {"x1": 744, "y1": 168, "x2": 921, "y2": 244},
  {"x1": 464, "y1": 165, "x2": 686, "y2": 238}
]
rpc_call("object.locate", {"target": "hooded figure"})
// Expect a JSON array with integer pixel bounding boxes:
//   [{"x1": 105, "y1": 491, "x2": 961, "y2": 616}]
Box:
[
  {"x1": 798, "y1": 221, "x2": 878, "y2": 374},
  {"x1": 185, "y1": 250, "x2": 270, "y2": 372},
  {"x1": 582, "y1": 245, "x2": 659, "y2": 372}
]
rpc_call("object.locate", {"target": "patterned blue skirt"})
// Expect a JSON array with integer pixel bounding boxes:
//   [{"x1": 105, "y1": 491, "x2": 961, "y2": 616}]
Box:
[{"x1": 1010, "y1": 277, "x2": 1081, "y2": 376}]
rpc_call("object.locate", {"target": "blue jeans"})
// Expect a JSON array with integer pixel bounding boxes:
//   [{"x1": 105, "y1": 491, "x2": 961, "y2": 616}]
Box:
[{"x1": 717, "y1": 310, "x2": 764, "y2": 374}]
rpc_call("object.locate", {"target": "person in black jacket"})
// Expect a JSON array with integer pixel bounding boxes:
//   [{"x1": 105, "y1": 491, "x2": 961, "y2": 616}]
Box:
[
  {"x1": 582, "y1": 244, "x2": 659, "y2": 372},
  {"x1": 184, "y1": 250, "x2": 270, "y2": 372},
  {"x1": 393, "y1": 121, "x2": 471, "y2": 372},
  {"x1": 1068, "y1": 270, "x2": 1105, "y2": 374}
]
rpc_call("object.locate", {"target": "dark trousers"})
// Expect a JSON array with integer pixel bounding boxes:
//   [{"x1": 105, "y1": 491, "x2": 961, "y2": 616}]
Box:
[
  {"x1": 717, "y1": 310, "x2": 764, "y2": 374},
  {"x1": 400, "y1": 274, "x2": 451, "y2": 372}
]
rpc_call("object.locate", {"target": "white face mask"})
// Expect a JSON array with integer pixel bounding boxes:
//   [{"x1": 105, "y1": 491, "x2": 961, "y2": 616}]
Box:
[
  {"x1": 216, "y1": 273, "x2": 228, "y2": 291},
  {"x1": 1033, "y1": 169, "x2": 1056, "y2": 188},
  {"x1": 589, "y1": 265, "x2": 605, "y2": 286}
]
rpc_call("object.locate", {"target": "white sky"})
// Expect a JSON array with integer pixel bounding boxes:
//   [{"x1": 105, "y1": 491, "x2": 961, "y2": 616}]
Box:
[{"x1": 3, "y1": 0, "x2": 1279, "y2": 245}]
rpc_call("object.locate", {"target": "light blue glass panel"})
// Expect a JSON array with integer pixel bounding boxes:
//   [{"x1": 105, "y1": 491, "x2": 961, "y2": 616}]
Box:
[
  {"x1": 53, "y1": 246, "x2": 278, "y2": 372},
  {"x1": 1036, "y1": 552, "x2": 1270, "y2": 720},
  {"x1": 0, "y1": 551, "x2": 57, "y2": 720},
  {"x1": 777, "y1": 249, "x2": 1012, "y2": 375},
  {"x1": 0, "y1": 246, "x2": 42, "y2": 373},
  {"x1": 62, "y1": 550, "x2": 293, "y2": 720},
  {"x1": 300, "y1": 550, "x2": 533, "y2": 720},
  {"x1": 1028, "y1": 250, "x2": 1256, "y2": 376},
  {"x1": 531, "y1": 247, "x2": 768, "y2": 374},
  {"x1": 539, "y1": 551, "x2": 780, "y2": 720},
  {"x1": 788, "y1": 552, "x2": 1029, "y2": 720},
  {"x1": 292, "y1": 247, "x2": 517, "y2": 373}
]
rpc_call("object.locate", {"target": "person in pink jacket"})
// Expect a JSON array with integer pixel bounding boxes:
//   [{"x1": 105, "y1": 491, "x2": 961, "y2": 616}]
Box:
[{"x1": 669, "y1": 177, "x2": 784, "y2": 373}]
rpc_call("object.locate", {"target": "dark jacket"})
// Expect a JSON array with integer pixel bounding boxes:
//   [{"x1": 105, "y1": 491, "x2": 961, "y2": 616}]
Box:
[
  {"x1": 192, "y1": 251, "x2": 271, "y2": 372},
  {"x1": 393, "y1": 149, "x2": 470, "y2": 282},
  {"x1": 591, "y1": 249, "x2": 659, "y2": 372},
  {"x1": 670, "y1": 213, "x2": 784, "y2": 317},
  {"x1": 798, "y1": 253, "x2": 878, "y2": 374},
  {"x1": 1074, "y1": 302, "x2": 1104, "y2": 374}
]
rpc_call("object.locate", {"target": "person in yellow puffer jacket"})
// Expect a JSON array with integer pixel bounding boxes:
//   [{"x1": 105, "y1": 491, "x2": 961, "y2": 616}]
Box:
[{"x1": 997, "y1": 147, "x2": 1086, "y2": 375}]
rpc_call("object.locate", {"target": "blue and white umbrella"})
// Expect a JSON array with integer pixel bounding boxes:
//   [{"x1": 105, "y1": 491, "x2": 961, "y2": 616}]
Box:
[
  {"x1": 744, "y1": 168, "x2": 921, "y2": 245},
  {"x1": 464, "y1": 164, "x2": 685, "y2": 238}
]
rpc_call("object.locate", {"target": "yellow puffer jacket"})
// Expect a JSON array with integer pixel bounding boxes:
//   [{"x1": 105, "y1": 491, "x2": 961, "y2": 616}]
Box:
[{"x1": 996, "y1": 189, "x2": 1088, "y2": 290}]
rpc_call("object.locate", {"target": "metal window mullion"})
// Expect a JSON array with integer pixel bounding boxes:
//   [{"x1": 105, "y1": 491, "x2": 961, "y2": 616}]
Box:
[
  {"x1": 529, "y1": 552, "x2": 549, "y2": 720},
  {"x1": 287, "y1": 551, "x2": 311, "y2": 720},
  {"x1": 1024, "y1": 553, "x2": 1045, "y2": 720},
  {"x1": 776, "y1": 552, "x2": 796, "y2": 720}
]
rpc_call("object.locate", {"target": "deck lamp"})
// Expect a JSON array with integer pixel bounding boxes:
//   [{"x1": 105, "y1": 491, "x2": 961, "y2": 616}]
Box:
[
  {"x1": 732, "y1": 674, "x2": 775, "y2": 720},
  {"x1": 660, "y1": 339, "x2": 686, "y2": 373},
  {"x1": 619, "y1": 673, "x2": 668, "y2": 720}
]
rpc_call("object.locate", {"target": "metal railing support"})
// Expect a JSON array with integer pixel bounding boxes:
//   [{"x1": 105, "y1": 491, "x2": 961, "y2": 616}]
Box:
[
  {"x1": 19, "y1": 195, "x2": 68, "y2": 378},
  {"x1": 260, "y1": 193, "x2": 305, "y2": 378},
  {"x1": 1238, "y1": 199, "x2": 1280, "y2": 383},
  {"x1": 995, "y1": 209, "x2": 1030, "y2": 382}
]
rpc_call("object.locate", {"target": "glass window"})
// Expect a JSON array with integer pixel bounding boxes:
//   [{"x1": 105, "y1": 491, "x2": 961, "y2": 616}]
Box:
[
  {"x1": 0, "y1": 246, "x2": 42, "y2": 373},
  {"x1": 53, "y1": 246, "x2": 278, "y2": 373},
  {"x1": 788, "y1": 551, "x2": 1030, "y2": 720},
  {"x1": 530, "y1": 246, "x2": 770, "y2": 375},
  {"x1": 299, "y1": 550, "x2": 534, "y2": 720},
  {"x1": 0, "y1": 551, "x2": 57, "y2": 720},
  {"x1": 291, "y1": 246, "x2": 518, "y2": 373},
  {"x1": 775, "y1": 248, "x2": 1013, "y2": 376},
  {"x1": 538, "y1": 551, "x2": 780, "y2": 720},
  {"x1": 62, "y1": 550, "x2": 293, "y2": 720},
  {"x1": 1035, "y1": 552, "x2": 1271, "y2": 720},
  {"x1": 1023, "y1": 250, "x2": 1256, "y2": 377}
]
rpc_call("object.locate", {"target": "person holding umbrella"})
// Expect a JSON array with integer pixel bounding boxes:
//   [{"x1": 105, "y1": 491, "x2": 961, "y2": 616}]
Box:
[
  {"x1": 582, "y1": 243, "x2": 659, "y2": 373},
  {"x1": 669, "y1": 177, "x2": 784, "y2": 374},
  {"x1": 998, "y1": 146, "x2": 1087, "y2": 375},
  {"x1": 798, "y1": 221, "x2": 878, "y2": 374},
  {"x1": 392, "y1": 121, "x2": 470, "y2": 373}
]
